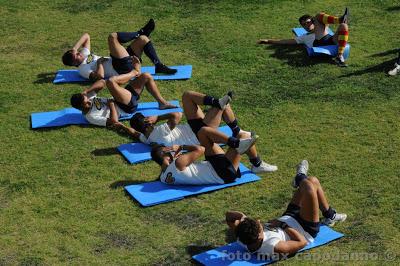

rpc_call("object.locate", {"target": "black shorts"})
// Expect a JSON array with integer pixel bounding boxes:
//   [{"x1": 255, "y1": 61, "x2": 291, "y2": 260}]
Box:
[
  {"x1": 115, "y1": 87, "x2": 139, "y2": 114},
  {"x1": 187, "y1": 118, "x2": 207, "y2": 137},
  {"x1": 110, "y1": 54, "x2": 134, "y2": 75},
  {"x1": 205, "y1": 154, "x2": 241, "y2": 183},
  {"x1": 282, "y1": 207, "x2": 320, "y2": 238},
  {"x1": 126, "y1": 46, "x2": 143, "y2": 63},
  {"x1": 313, "y1": 34, "x2": 335, "y2": 47}
]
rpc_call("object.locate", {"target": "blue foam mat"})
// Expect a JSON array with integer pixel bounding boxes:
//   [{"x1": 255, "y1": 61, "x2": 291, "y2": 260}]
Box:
[
  {"x1": 31, "y1": 101, "x2": 182, "y2": 129},
  {"x1": 124, "y1": 164, "x2": 260, "y2": 207},
  {"x1": 292, "y1": 28, "x2": 350, "y2": 59},
  {"x1": 117, "y1": 125, "x2": 232, "y2": 164},
  {"x1": 192, "y1": 225, "x2": 344, "y2": 265},
  {"x1": 53, "y1": 65, "x2": 192, "y2": 83}
]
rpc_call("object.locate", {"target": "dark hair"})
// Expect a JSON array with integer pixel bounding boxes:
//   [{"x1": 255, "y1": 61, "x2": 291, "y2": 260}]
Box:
[
  {"x1": 299, "y1": 14, "x2": 312, "y2": 24},
  {"x1": 130, "y1": 113, "x2": 147, "y2": 133},
  {"x1": 62, "y1": 50, "x2": 75, "y2": 66},
  {"x1": 151, "y1": 144, "x2": 166, "y2": 166},
  {"x1": 70, "y1": 93, "x2": 84, "y2": 110},
  {"x1": 236, "y1": 217, "x2": 261, "y2": 245}
]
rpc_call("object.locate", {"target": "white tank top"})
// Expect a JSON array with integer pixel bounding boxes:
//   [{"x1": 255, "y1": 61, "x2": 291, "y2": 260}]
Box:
[
  {"x1": 147, "y1": 123, "x2": 199, "y2": 146},
  {"x1": 160, "y1": 160, "x2": 224, "y2": 185}
]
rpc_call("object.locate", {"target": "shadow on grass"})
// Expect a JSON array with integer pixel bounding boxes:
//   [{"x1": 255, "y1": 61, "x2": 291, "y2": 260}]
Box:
[
  {"x1": 91, "y1": 147, "x2": 119, "y2": 157},
  {"x1": 370, "y1": 48, "x2": 399, "y2": 57},
  {"x1": 264, "y1": 45, "x2": 333, "y2": 67},
  {"x1": 109, "y1": 179, "x2": 152, "y2": 189},
  {"x1": 34, "y1": 72, "x2": 56, "y2": 84},
  {"x1": 386, "y1": 6, "x2": 400, "y2": 11},
  {"x1": 339, "y1": 58, "x2": 397, "y2": 78},
  {"x1": 186, "y1": 242, "x2": 216, "y2": 259}
]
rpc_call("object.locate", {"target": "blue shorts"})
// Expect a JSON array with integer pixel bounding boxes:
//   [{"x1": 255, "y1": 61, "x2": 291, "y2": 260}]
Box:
[
  {"x1": 115, "y1": 86, "x2": 139, "y2": 114},
  {"x1": 110, "y1": 54, "x2": 134, "y2": 75},
  {"x1": 313, "y1": 34, "x2": 335, "y2": 47}
]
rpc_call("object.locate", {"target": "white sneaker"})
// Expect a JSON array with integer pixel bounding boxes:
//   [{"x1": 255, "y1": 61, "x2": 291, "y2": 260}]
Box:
[
  {"x1": 218, "y1": 91, "x2": 233, "y2": 110},
  {"x1": 251, "y1": 161, "x2": 278, "y2": 173},
  {"x1": 388, "y1": 63, "x2": 400, "y2": 76},
  {"x1": 322, "y1": 212, "x2": 347, "y2": 227},
  {"x1": 236, "y1": 132, "x2": 258, "y2": 154},
  {"x1": 292, "y1": 160, "x2": 309, "y2": 188}
]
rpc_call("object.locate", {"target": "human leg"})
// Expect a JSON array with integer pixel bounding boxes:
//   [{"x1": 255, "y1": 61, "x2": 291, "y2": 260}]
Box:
[{"x1": 127, "y1": 73, "x2": 175, "y2": 109}]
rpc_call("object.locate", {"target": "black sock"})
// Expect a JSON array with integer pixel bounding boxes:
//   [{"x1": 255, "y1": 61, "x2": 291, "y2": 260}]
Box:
[
  {"x1": 227, "y1": 119, "x2": 240, "y2": 137},
  {"x1": 397, "y1": 52, "x2": 400, "y2": 64},
  {"x1": 143, "y1": 41, "x2": 161, "y2": 65},
  {"x1": 322, "y1": 207, "x2": 336, "y2": 219},
  {"x1": 116, "y1": 32, "x2": 140, "y2": 43},
  {"x1": 203, "y1": 95, "x2": 221, "y2": 109},
  {"x1": 227, "y1": 137, "x2": 239, "y2": 148},
  {"x1": 294, "y1": 173, "x2": 308, "y2": 187},
  {"x1": 250, "y1": 156, "x2": 262, "y2": 167}
]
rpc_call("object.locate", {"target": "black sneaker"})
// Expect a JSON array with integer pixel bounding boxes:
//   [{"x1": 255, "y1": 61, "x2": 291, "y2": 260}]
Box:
[
  {"x1": 139, "y1": 19, "x2": 155, "y2": 37},
  {"x1": 155, "y1": 64, "x2": 177, "y2": 75},
  {"x1": 333, "y1": 56, "x2": 348, "y2": 67},
  {"x1": 340, "y1": 7, "x2": 349, "y2": 24}
]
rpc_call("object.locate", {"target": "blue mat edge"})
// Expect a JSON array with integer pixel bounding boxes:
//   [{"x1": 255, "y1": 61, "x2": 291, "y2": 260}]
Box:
[
  {"x1": 192, "y1": 227, "x2": 344, "y2": 265},
  {"x1": 53, "y1": 65, "x2": 192, "y2": 84},
  {"x1": 124, "y1": 165, "x2": 260, "y2": 207}
]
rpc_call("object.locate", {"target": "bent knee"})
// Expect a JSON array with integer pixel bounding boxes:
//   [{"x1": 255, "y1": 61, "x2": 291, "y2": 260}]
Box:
[
  {"x1": 137, "y1": 35, "x2": 150, "y2": 43},
  {"x1": 140, "y1": 72, "x2": 152, "y2": 81},
  {"x1": 300, "y1": 179, "x2": 316, "y2": 193},
  {"x1": 182, "y1": 90, "x2": 195, "y2": 101},
  {"x1": 308, "y1": 176, "x2": 320, "y2": 186},
  {"x1": 108, "y1": 32, "x2": 118, "y2": 42}
]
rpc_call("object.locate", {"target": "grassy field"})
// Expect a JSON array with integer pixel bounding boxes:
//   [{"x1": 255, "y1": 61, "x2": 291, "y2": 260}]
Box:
[{"x1": 0, "y1": 0, "x2": 399, "y2": 265}]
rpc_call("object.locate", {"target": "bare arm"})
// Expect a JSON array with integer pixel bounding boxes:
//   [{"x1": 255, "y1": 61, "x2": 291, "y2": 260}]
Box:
[
  {"x1": 109, "y1": 70, "x2": 139, "y2": 85},
  {"x1": 273, "y1": 227, "x2": 307, "y2": 255},
  {"x1": 106, "y1": 100, "x2": 119, "y2": 127},
  {"x1": 83, "y1": 79, "x2": 106, "y2": 95},
  {"x1": 257, "y1": 39, "x2": 298, "y2": 45},
  {"x1": 89, "y1": 58, "x2": 107, "y2": 81},
  {"x1": 175, "y1": 145, "x2": 205, "y2": 171},
  {"x1": 72, "y1": 33, "x2": 91, "y2": 51},
  {"x1": 110, "y1": 121, "x2": 142, "y2": 141},
  {"x1": 144, "y1": 112, "x2": 182, "y2": 130}
]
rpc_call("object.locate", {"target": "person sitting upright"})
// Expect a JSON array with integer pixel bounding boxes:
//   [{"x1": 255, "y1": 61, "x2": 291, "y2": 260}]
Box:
[{"x1": 258, "y1": 8, "x2": 350, "y2": 67}]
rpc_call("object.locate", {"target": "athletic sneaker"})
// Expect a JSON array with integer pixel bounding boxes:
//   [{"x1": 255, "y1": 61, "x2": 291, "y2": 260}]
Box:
[
  {"x1": 340, "y1": 7, "x2": 350, "y2": 24},
  {"x1": 236, "y1": 132, "x2": 258, "y2": 154},
  {"x1": 333, "y1": 55, "x2": 348, "y2": 67},
  {"x1": 322, "y1": 212, "x2": 347, "y2": 226},
  {"x1": 292, "y1": 160, "x2": 309, "y2": 188},
  {"x1": 139, "y1": 18, "x2": 155, "y2": 37},
  {"x1": 155, "y1": 64, "x2": 177, "y2": 75},
  {"x1": 218, "y1": 91, "x2": 234, "y2": 110},
  {"x1": 251, "y1": 161, "x2": 278, "y2": 173},
  {"x1": 388, "y1": 63, "x2": 400, "y2": 76}
]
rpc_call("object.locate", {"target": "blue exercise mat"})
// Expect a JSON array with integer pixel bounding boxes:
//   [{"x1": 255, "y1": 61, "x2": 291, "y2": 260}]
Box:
[
  {"x1": 125, "y1": 164, "x2": 260, "y2": 207},
  {"x1": 53, "y1": 65, "x2": 192, "y2": 83},
  {"x1": 292, "y1": 28, "x2": 350, "y2": 59},
  {"x1": 117, "y1": 125, "x2": 232, "y2": 164},
  {"x1": 31, "y1": 100, "x2": 182, "y2": 129},
  {"x1": 192, "y1": 225, "x2": 344, "y2": 265}
]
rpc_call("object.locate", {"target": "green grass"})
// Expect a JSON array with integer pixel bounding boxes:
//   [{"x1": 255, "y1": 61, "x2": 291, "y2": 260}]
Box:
[{"x1": 0, "y1": 0, "x2": 399, "y2": 265}]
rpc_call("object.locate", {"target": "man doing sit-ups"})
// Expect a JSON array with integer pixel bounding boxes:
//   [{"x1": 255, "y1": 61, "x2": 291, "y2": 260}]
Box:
[
  {"x1": 258, "y1": 8, "x2": 350, "y2": 67},
  {"x1": 62, "y1": 19, "x2": 176, "y2": 82},
  {"x1": 151, "y1": 92, "x2": 258, "y2": 185},
  {"x1": 127, "y1": 90, "x2": 277, "y2": 173},
  {"x1": 70, "y1": 71, "x2": 176, "y2": 128},
  {"x1": 226, "y1": 160, "x2": 347, "y2": 258}
]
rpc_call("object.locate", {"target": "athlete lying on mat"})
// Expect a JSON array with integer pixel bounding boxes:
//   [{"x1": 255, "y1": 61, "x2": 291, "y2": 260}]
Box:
[
  {"x1": 258, "y1": 8, "x2": 350, "y2": 67},
  {"x1": 127, "y1": 90, "x2": 277, "y2": 173},
  {"x1": 62, "y1": 19, "x2": 176, "y2": 82},
  {"x1": 69, "y1": 73, "x2": 176, "y2": 128},
  {"x1": 151, "y1": 92, "x2": 258, "y2": 185},
  {"x1": 226, "y1": 160, "x2": 347, "y2": 258}
]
